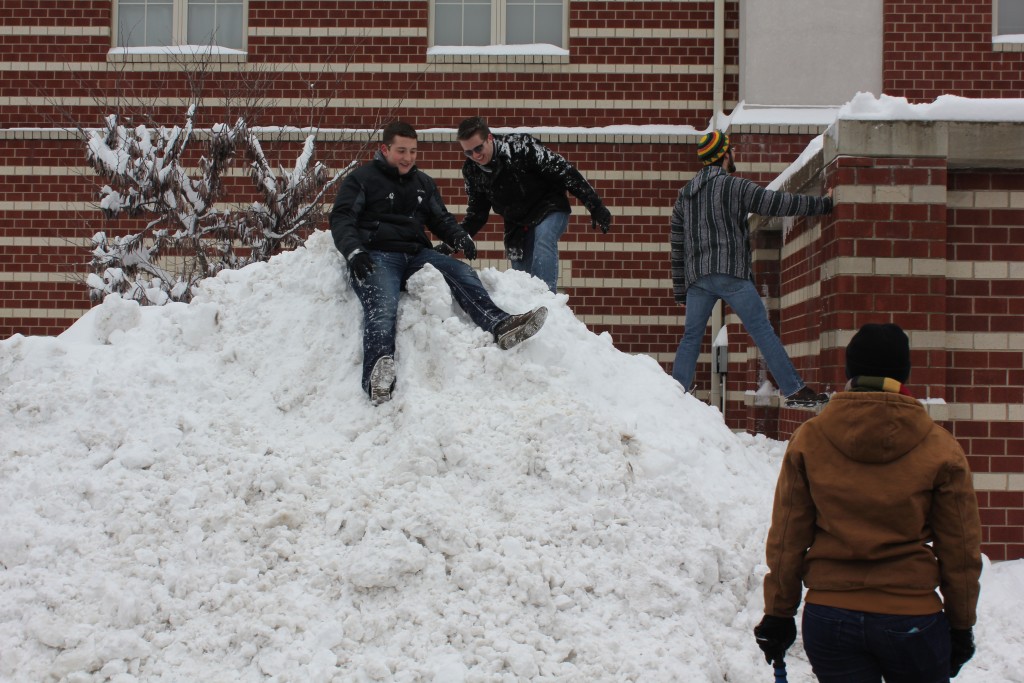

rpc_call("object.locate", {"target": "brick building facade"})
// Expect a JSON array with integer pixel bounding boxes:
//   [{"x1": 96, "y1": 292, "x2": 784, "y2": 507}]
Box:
[{"x1": 0, "y1": 1, "x2": 1021, "y2": 558}]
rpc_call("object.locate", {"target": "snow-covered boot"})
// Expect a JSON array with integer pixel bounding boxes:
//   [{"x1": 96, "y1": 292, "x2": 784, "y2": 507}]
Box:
[
  {"x1": 494, "y1": 306, "x2": 548, "y2": 350},
  {"x1": 369, "y1": 355, "x2": 396, "y2": 405},
  {"x1": 784, "y1": 386, "x2": 829, "y2": 407}
]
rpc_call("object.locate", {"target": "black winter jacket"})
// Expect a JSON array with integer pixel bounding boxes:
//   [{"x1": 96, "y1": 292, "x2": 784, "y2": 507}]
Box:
[
  {"x1": 330, "y1": 152, "x2": 468, "y2": 259},
  {"x1": 461, "y1": 133, "x2": 603, "y2": 249}
]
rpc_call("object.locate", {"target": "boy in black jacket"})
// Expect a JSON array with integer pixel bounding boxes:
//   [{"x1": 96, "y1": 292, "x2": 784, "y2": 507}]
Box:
[{"x1": 448, "y1": 116, "x2": 611, "y2": 294}]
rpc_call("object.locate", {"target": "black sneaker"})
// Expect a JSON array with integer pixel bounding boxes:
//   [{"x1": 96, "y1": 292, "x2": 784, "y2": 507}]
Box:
[
  {"x1": 785, "y1": 386, "x2": 830, "y2": 408},
  {"x1": 369, "y1": 355, "x2": 396, "y2": 405},
  {"x1": 494, "y1": 306, "x2": 548, "y2": 350}
]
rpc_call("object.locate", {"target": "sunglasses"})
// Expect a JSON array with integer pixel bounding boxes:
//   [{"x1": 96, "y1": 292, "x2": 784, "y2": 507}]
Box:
[{"x1": 463, "y1": 141, "x2": 487, "y2": 157}]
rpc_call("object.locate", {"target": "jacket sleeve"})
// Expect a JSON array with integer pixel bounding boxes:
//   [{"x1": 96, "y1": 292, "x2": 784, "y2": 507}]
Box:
[
  {"x1": 460, "y1": 165, "x2": 492, "y2": 237},
  {"x1": 329, "y1": 173, "x2": 367, "y2": 259},
  {"x1": 763, "y1": 434, "x2": 817, "y2": 618},
  {"x1": 736, "y1": 177, "x2": 833, "y2": 218},
  {"x1": 529, "y1": 137, "x2": 603, "y2": 210},
  {"x1": 421, "y1": 175, "x2": 469, "y2": 246},
  {"x1": 929, "y1": 436, "x2": 983, "y2": 629},
  {"x1": 669, "y1": 189, "x2": 688, "y2": 303}
]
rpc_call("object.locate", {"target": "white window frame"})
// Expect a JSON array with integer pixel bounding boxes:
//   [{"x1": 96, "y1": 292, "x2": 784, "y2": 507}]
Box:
[
  {"x1": 430, "y1": 0, "x2": 568, "y2": 48},
  {"x1": 113, "y1": 0, "x2": 247, "y2": 51}
]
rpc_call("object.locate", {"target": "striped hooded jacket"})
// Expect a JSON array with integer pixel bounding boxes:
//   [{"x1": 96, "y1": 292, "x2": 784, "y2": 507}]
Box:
[{"x1": 670, "y1": 165, "x2": 832, "y2": 302}]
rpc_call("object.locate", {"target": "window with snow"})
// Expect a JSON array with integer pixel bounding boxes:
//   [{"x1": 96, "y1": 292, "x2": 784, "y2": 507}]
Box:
[
  {"x1": 432, "y1": 0, "x2": 566, "y2": 47},
  {"x1": 997, "y1": 0, "x2": 1024, "y2": 35},
  {"x1": 115, "y1": 0, "x2": 245, "y2": 50}
]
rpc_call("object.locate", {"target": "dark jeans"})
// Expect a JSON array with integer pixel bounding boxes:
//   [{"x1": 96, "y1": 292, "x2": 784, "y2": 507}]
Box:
[
  {"x1": 349, "y1": 249, "x2": 509, "y2": 394},
  {"x1": 802, "y1": 604, "x2": 951, "y2": 683}
]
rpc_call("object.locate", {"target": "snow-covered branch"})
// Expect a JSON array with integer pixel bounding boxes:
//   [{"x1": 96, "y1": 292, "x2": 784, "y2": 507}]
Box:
[{"x1": 82, "y1": 108, "x2": 352, "y2": 304}]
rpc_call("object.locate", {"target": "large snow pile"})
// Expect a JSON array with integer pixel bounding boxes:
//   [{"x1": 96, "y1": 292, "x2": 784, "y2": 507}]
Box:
[{"x1": 1, "y1": 231, "x2": 1022, "y2": 682}]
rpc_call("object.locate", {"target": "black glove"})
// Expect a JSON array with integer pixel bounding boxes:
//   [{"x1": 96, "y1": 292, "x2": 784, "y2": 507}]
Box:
[
  {"x1": 434, "y1": 242, "x2": 455, "y2": 256},
  {"x1": 950, "y1": 628, "x2": 975, "y2": 677},
  {"x1": 589, "y1": 203, "x2": 611, "y2": 234},
  {"x1": 347, "y1": 251, "x2": 374, "y2": 281},
  {"x1": 753, "y1": 615, "x2": 797, "y2": 667},
  {"x1": 455, "y1": 235, "x2": 477, "y2": 260}
]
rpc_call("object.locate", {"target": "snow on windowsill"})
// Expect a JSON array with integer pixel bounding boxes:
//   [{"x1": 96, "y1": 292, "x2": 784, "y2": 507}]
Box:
[
  {"x1": 428, "y1": 43, "x2": 568, "y2": 55},
  {"x1": 993, "y1": 33, "x2": 1024, "y2": 51},
  {"x1": 107, "y1": 45, "x2": 247, "y2": 63},
  {"x1": 427, "y1": 43, "x2": 568, "y2": 64}
]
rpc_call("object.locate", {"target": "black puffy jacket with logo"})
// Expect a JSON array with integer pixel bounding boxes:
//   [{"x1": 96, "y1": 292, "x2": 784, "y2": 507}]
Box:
[
  {"x1": 330, "y1": 152, "x2": 468, "y2": 259},
  {"x1": 461, "y1": 133, "x2": 602, "y2": 250}
]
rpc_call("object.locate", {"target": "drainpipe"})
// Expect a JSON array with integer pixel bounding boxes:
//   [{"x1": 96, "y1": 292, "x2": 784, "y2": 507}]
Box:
[
  {"x1": 712, "y1": 0, "x2": 725, "y2": 129},
  {"x1": 709, "y1": 0, "x2": 726, "y2": 410}
]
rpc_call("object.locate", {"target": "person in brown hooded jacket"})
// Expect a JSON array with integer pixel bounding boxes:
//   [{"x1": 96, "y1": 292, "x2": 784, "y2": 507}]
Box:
[{"x1": 753, "y1": 323, "x2": 982, "y2": 682}]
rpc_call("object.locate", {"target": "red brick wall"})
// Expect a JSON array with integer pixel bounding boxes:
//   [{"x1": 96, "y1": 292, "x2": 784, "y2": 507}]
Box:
[
  {"x1": 884, "y1": 0, "x2": 1024, "y2": 100},
  {"x1": 946, "y1": 169, "x2": 1024, "y2": 559},
  {"x1": 0, "y1": 0, "x2": 734, "y2": 129}
]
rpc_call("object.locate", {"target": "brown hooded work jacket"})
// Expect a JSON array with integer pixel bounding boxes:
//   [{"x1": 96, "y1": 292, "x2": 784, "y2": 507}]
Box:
[{"x1": 763, "y1": 390, "x2": 982, "y2": 629}]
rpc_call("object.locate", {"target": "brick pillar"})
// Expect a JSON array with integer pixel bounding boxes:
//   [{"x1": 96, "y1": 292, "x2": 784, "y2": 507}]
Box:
[
  {"x1": 818, "y1": 121, "x2": 950, "y2": 401},
  {"x1": 947, "y1": 166, "x2": 1024, "y2": 560}
]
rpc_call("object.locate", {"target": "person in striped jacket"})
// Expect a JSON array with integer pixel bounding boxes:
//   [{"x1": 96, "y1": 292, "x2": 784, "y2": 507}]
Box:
[{"x1": 670, "y1": 130, "x2": 833, "y2": 407}]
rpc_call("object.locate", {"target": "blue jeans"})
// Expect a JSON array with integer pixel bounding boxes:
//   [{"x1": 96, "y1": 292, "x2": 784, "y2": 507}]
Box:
[
  {"x1": 510, "y1": 211, "x2": 569, "y2": 293},
  {"x1": 671, "y1": 273, "x2": 804, "y2": 396},
  {"x1": 802, "y1": 604, "x2": 952, "y2": 683},
  {"x1": 349, "y1": 249, "x2": 508, "y2": 395}
]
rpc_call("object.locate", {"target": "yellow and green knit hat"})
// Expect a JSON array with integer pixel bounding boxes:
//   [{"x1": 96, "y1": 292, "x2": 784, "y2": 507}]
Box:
[{"x1": 697, "y1": 130, "x2": 730, "y2": 165}]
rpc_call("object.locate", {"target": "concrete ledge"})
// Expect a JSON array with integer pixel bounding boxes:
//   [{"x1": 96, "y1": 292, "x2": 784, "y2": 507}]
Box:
[
  {"x1": 946, "y1": 121, "x2": 1024, "y2": 168},
  {"x1": 821, "y1": 119, "x2": 1024, "y2": 169},
  {"x1": 824, "y1": 119, "x2": 949, "y2": 162}
]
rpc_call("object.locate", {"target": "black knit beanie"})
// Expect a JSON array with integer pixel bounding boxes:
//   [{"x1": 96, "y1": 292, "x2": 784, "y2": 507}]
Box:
[{"x1": 845, "y1": 323, "x2": 911, "y2": 382}]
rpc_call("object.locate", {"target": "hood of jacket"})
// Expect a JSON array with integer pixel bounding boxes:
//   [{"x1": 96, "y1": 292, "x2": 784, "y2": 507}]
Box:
[
  {"x1": 682, "y1": 165, "x2": 724, "y2": 198},
  {"x1": 817, "y1": 391, "x2": 934, "y2": 465}
]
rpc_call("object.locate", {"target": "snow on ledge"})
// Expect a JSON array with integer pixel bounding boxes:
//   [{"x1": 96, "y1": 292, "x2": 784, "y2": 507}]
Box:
[
  {"x1": 836, "y1": 92, "x2": 1024, "y2": 122},
  {"x1": 108, "y1": 45, "x2": 245, "y2": 56},
  {"x1": 427, "y1": 43, "x2": 568, "y2": 56}
]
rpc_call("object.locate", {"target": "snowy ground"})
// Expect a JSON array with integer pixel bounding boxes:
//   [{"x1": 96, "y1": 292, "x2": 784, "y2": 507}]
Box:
[{"x1": 1, "y1": 230, "x2": 1021, "y2": 682}]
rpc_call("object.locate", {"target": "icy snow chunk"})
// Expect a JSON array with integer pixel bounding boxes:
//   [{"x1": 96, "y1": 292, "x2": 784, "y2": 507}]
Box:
[
  {"x1": 346, "y1": 530, "x2": 430, "y2": 589},
  {"x1": 84, "y1": 293, "x2": 143, "y2": 344}
]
